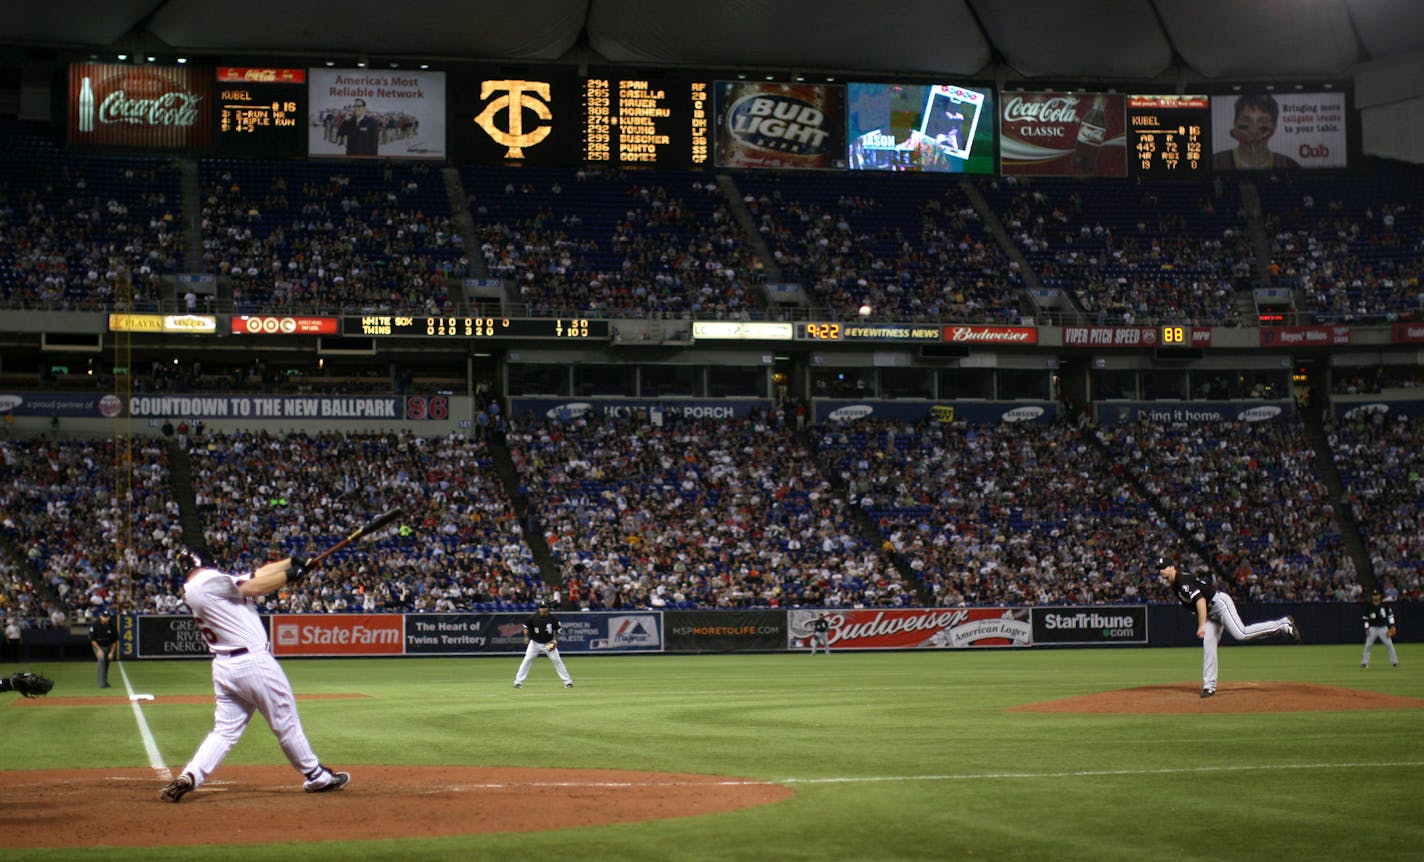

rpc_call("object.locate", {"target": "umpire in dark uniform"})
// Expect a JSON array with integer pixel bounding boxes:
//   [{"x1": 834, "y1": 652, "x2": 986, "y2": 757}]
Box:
[{"x1": 88, "y1": 608, "x2": 118, "y2": 689}]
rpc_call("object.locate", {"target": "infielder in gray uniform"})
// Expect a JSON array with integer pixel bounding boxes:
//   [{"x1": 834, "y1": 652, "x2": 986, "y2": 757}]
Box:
[
  {"x1": 1156, "y1": 557, "x2": 1299, "y2": 698},
  {"x1": 1361, "y1": 590, "x2": 1399, "y2": 668},
  {"x1": 159, "y1": 548, "x2": 349, "y2": 802}
]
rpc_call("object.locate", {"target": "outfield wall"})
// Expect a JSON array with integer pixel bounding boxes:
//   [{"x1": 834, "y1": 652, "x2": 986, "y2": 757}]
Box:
[{"x1": 86, "y1": 603, "x2": 1384, "y2": 661}]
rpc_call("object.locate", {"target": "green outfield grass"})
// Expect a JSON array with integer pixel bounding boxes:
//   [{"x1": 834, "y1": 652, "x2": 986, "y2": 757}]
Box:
[{"x1": 3, "y1": 645, "x2": 1420, "y2": 861}]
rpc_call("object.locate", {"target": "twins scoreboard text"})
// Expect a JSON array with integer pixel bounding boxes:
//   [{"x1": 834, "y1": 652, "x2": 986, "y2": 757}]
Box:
[{"x1": 344, "y1": 316, "x2": 610, "y2": 339}]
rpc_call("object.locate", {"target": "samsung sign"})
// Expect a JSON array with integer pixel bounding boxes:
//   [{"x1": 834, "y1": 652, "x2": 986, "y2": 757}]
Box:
[{"x1": 1031, "y1": 606, "x2": 1147, "y2": 645}]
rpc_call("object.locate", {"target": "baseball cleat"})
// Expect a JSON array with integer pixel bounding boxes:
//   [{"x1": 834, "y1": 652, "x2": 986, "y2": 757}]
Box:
[
  {"x1": 1286, "y1": 616, "x2": 1301, "y2": 643},
  {"x1": 306, "y1": 770, "x2": 350, "y2": 793},
  {"x1": 565, "y1": 682, "x2": 573, "y2": 688},
  {"x1": 513, "y1": 683, "x2": 522, "y2": 688},
  {"x1": 1200, "y1": 689, "x2": 1215, "y2": 699},
  {"x1": 159, "y1": 773, "x2": 194, "y2": 803},
  {"x1": 1362, "y1": 663, "x2": 1368, "y2": 668}
]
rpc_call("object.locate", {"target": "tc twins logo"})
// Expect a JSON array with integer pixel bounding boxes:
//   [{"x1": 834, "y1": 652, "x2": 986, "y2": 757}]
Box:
[{"x1": 473, "y1": 79, "x2": 552, "y2": 158}]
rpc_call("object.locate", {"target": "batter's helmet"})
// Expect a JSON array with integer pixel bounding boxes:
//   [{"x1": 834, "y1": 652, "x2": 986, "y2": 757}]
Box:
[
  {"x1": 173, "y1": 547, "x2": 205, "y2": 578},
  {"x1": 536, "y1": 599, "x2": 549, "y2": 609}
]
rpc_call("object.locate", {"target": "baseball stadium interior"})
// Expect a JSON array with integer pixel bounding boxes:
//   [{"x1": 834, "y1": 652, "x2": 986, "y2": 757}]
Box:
[{"x1": 3, "y1": 0, "x2": 1424, "y2": 661}]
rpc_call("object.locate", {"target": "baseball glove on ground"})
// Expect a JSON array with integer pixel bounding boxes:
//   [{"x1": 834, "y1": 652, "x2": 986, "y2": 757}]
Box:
[
  {"x1": 1388, "y1": 627, "x2": 1397, "y2": 638},
  {"x1": 8, "y1": 672, "x2": 54, "y2": 698}
]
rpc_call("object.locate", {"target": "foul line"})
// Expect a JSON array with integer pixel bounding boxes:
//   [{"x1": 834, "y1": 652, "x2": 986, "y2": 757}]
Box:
[
  {"x1": 116, "y1": 662, "x2": 172, "y2": 780},
  {"x1": 416, "y1": 760, "x2": 1424, "y2": 793},
  {"x1": 777, "y1": 760, "x2": 1424, "y2": 784}
]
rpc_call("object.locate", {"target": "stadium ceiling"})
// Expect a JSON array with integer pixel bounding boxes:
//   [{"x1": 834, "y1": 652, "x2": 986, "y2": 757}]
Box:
[{"x1": 1, "y1": 0, "x2": 1423, "y2": 82}]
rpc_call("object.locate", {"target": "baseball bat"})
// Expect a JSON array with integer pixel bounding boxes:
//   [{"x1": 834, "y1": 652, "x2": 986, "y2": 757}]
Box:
[{"x1": 304, "y1": 508, "x2": 404, "y2": 569}]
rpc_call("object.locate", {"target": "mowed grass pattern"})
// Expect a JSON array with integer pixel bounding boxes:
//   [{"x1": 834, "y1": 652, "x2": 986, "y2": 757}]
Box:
[{"x1": 2, "y1": 645, "x2": 1420, "y2": 861}]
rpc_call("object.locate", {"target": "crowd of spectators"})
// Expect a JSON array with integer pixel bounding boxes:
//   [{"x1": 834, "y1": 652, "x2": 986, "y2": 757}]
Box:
[
  {"x1": 1, "y1": 120, "x2": 181, "y2": 309},
  {"x1": 1095, "y1": 418, "x2": 1356, "y2": 601},
  {"x1": 0, "y1": 412, "x2": 1410, "y2": 620},
  {"x1": 813, "y1": 419, "x2": 1181, "y2": 606},
  {"x1": 507, "y1": 410, "x2": 917, "y2": 609},
  {"x1": 467, "y1": 166, "x2": 761, "y2": 319},
  {"x1": 1329, "y1": 411, "x2": 1423, "y2": 599},
  {"x1": 0, "y1": 436, "x2": 179, "y2": 629},
  {"x1": 1258, "y1": 167, "x2": 1424, "y2": 323},
  {"x1": 199, "y1": 159, "x2": 466, "y2": 314},
  {"x1": 172, "y1": 430, "x2": 540, "y2": 614},
  {"x1": 739, "y1": 171, "x2": 1027, "y2": 322},
  {"x1": 981, "y1": 176, "x2": 1249, "y2": 325}
]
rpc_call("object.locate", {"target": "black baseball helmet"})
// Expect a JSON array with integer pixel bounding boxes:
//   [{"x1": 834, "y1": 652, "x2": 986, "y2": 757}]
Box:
[
  {"x1": 1155, "y1": 556, "x2": 1171, "y2": 570},
  {"x1": 536, "y1": 599, "x2": 549, "y2": 609},
  {"x1": 173, "y1": 546, "x2": 206, "y2": 578}
]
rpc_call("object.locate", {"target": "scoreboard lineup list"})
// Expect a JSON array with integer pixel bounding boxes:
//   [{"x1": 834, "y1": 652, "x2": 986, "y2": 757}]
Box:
[{"x1": 584, "y1": 75, "x2": 711, "y2": 165}]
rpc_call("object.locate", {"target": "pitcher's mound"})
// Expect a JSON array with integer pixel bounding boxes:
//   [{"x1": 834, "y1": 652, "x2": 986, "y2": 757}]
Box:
[{"x1": 1012, "y1": 682, "x2": 1424, "y2": 714}]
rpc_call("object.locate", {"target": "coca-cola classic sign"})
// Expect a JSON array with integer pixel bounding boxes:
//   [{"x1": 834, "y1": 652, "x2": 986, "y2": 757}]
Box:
[
  {"x1": 69, "y1": 63, "x2": 212, "y2": 149},
  {"x1": 1000, "y1": 91, "x2": 1126, "y2": 177}
]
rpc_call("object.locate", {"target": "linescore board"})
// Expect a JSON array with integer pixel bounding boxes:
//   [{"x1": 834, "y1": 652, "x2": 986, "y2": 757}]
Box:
[
  {"x1": 583, "y1": 67, "x2": 712, "y2": 167},
  {"x1": 1127, "y1": 94, "x2": 1210, "y2": 179},
  {"x1": 215, "y1": 67, "x2": 306, "y2": 158},
  {"x1": 342, "y1": 315, "x2": 611, "y2": 340}
]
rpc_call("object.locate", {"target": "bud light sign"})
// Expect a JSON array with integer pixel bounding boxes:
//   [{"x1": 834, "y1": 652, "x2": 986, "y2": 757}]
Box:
[
  {"x1": 69, "y1": 63, "x2": 212, "y2": 149},
  {"x1": 714, "y1": 81, "x2": 846, "y2": 170}
]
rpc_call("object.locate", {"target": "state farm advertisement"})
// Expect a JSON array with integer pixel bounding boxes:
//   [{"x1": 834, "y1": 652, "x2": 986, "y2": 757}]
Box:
[
  {"x1": 69, "y1": 62, "x2": 212, "y2": 149},
  {"x1": 272, "y1": 614, "x2": 404, "y2": 656},
  {"x1": 789, "y1": 608, "x2": 1031, "y2": 650},
  {"x1": 1000, "y1": 91, "x2": 1126, "y2": 176}
]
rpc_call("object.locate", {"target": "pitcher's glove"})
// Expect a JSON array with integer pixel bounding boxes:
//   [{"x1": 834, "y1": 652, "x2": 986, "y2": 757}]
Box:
[
  {"x1": 1388, "y1": 626, "x2": 1397, "y2": 639},
  {"x1": 7, "y1": 672, "x2": 55, "y2": 698}
]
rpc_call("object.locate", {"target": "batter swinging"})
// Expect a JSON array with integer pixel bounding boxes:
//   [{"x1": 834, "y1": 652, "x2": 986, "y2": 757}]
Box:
[
  {"x1": 1156, "y1": 556, "x2": 1299, "y2": 698},
  {"x1": 159, "y1": 548, "x2": 349, "y2": 802}
]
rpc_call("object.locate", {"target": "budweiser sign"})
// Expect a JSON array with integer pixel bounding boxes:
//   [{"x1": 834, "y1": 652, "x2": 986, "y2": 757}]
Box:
[
  {"x1": 789, "y1": 608, "x2": 1032, "y2": 650},
  {"x1": 943, "y1": 325, "x2": 1039, "y2": 344},
  {"x1": 69, "y1": 62, "x2": 213, "y2": 149}
]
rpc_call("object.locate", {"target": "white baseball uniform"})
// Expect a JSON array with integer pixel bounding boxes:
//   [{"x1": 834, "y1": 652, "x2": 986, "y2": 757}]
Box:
[{"x1": 176, "y1": 565, "x2": 339, "y2": 791}]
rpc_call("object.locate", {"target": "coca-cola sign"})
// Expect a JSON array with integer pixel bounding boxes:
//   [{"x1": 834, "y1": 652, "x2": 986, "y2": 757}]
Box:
[
  {"x1": 69, "y1": 62, "x2": 213, "y2": 149},
  {"x1": 1000, "y1": 90, "x2": 1126, "y2": 177}
]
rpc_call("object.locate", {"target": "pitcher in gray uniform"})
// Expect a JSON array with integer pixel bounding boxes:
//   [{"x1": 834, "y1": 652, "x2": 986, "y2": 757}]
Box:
[{"x1": 1156, "y1": 557, "x2": 1299, "y2": 698}]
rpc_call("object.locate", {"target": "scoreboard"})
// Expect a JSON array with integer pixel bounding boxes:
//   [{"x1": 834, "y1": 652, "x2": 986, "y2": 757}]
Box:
[
  {"x1": 342, "y1": 315, "x2": 610, "y2": 340},
  {"x1": 215, "y1": 67, "x2": 306, "y2": 158},
  {"x1": 583, "y1": 68, "x2": 712, "y2": 167},
  {"x1": 1127, "y1": 95, "x2": 1210, "y2": 179}
]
